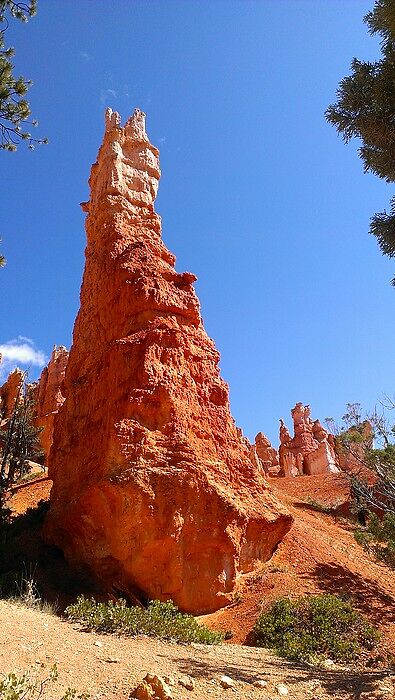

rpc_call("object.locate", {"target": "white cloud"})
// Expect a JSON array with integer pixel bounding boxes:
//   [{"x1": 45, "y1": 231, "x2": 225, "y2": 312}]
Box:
[
  {"x1": 0, "y1": 337, "x2": 47, "y2": 382},
  {"x1": 100, "y1": 88, "x2": 118, "y2": 105},
  {"x1": 80, "y1": 51, "x2": 90, "y2": 61}
]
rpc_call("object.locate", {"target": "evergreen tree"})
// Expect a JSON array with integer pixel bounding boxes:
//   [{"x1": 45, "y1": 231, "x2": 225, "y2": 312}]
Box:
[
  {"x1": 0, "y1": 377, "x2": 43, "y2": 489},
  {"x1": 0, "y1": 0, "x2": 47, "y2": 151},
  {"x1": 335, "y1": 403, "x2": 395, "y2": 568},
  {"x1": 326, "y1": 0, "x2": 395, "y2": 282}
]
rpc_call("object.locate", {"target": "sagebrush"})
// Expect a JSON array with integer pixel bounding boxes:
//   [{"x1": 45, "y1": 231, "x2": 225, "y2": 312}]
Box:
[
  {"x1": 355, "y1": 512, "x2": 395, "y2": 568},
  {"x1": 0, "y1": 664, "x2": 89, "y2": 699},
  {"x1": 253, "y1": 594, "x2": 380, "y2": 662},
  {"x1": 66, "y1": 596, "x2": 223, "y2": 645}
]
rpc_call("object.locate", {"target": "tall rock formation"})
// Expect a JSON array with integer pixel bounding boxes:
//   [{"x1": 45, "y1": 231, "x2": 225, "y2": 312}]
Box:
[
  {"x1": 278, "y1": 403, "x2": 339, "y2": 477},
  {"x1": 35, "y1": 346, "x2": 68, "y2": 460},
  {"x1": 45, "y1": 109, "x2": 292, "y2": 613},
  {"x1": 0, "y1": 368, "x2": 24, "y2": 421},
  {"x1": 254, "y1": 432, "x2": 280, "y2": 475}
]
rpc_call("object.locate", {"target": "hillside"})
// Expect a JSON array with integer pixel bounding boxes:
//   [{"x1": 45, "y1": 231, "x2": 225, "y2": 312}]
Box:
[
  {"x1": 202, "y1": 474, "x2": 395, "y2": 654},
  {"x1": 1, "y1": 473, "x2": 394, "y2": 698}
]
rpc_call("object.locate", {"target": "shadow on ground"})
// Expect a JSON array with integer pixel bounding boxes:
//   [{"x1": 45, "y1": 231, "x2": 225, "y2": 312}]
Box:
[
  {"x1": 0, "y1": 501, "x2": 102, "y2": 610},
  {"x1": 162, "y1": 649, "x2": 393, "y2": 698},
  {"x1": 303, "y1": 562, "x2": 395, "y2": 627}
]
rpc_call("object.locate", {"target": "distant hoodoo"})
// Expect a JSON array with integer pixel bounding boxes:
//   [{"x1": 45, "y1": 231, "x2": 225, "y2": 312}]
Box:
[
  {"x1": 0, "y1": 367, "x2": 24, "y2": 420},
  {"x1": 277, "y1": 403, "x2": 340, "y2": 477},
  {"x1": 35, "y1": 345, "x2": 68, "y2": 460},
  {"x1": 44, "y1": 109, "x2": 292, "y2": 613}
]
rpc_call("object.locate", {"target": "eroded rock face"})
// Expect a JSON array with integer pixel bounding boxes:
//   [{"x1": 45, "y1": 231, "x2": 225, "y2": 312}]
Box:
[
  {"x1": 0, "y1": 368, "x2": 24, "y2": 420},
  {"x1": 35, "y1": 346, "x2": 68, "y2": 460},
  {"x1": 255, "y1": 432, "x2": 280, "y2": 475},
  {"x1": 278, "y1": 403, "x2": 340, "y2": 477},
  {"x1": 44, "y1": 108, "x2": 292, "y2": 613}
]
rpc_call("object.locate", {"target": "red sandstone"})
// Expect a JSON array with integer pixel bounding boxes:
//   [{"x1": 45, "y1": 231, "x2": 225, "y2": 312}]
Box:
[
  {"x1": 277, "y1": 403, "x2": 340, "y2": 477},
  {"x1": 254, "y1": 432, "x2": 280, "y2": 475},
  {"x1": 0, "y1": 367, "x2": 24, "y2": 421},
  {"x1": 44, "y1": 109, "x2": 292, "y2": 613},
  {"x1": 35, "y1": 346, "x2": 68, "y2": 460}
]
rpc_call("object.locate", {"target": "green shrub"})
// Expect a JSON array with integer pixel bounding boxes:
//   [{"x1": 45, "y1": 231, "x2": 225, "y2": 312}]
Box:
[
  {"x1": 65, "y1": 596, "x2": 223, "y2": 645},
  {"x1": 0, "y1": 664, "x2": 89, "y2": 699},
  {"x1": 355, "y1": 512, "x2": 395, "y2": 568},
  {"x1": 253, "y1": 594, "x2": 380, "y2": 662},
  {"x1": 306, "y1": 498, "x2": 341, "y2": 514}
]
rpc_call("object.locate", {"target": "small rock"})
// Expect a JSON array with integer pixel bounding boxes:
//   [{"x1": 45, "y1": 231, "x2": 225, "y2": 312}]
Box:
[
  {"x1": 378, "y1": 686, "x2": 393, "y2": 694},
  {"x1": 130, "y1": 680, "x2": 155, "y2": 700},
  {"x1": 220, "y1": 676, "x2": 235, "y2": 689},
  {"x1": 179, "y1": 676, "x2": 195, "y2": 691},
  {"x1": 105, "y1": 657, "x2": 119, "y2": 663},
  {"x1": 255, "y1": 679, "x2": 268, "y2": 688},
  {"x1": 139, "y1": 674, "x2": 172, "y2": 700},
  {"x1": 276, "y1": 683, "x2": 289, "y2": 696},
  {"x1": 94, "y1": 640, "x2": 103, "y2": 647},
  {"x1": 163, "y1": 677, "x2": 175, "y2": 687},
  {"x1": 322, "y1": 658, "x2": 335, "y2": 668}
]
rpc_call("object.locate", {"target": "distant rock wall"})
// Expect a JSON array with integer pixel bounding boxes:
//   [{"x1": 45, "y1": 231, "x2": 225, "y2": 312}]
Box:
[
  {"x1": 253, "y1": 403, "x2": 341, "y2": 478},
  {"x1": 255, "y1": 432, "x2": 280, "y2": 475}
]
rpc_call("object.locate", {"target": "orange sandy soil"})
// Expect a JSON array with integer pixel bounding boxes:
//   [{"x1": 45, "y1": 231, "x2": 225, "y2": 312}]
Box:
[
  {"x1": 8, "y1": 474, "x2": 51, "y2": 513},
  {"x1": 202, "y1": 474, "x2": 395, "y2": 655},
  {"x1": 1, "y1": 472, "x2": 394, "y2": 699}
]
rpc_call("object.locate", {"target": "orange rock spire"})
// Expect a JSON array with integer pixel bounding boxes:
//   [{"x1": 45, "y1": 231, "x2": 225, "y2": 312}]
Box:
[
  {"x1": 44, "y1": 109, "x2": 292, "y2": 613},
  {"x1": 0, "y1": 368, "x2": 24, "y2": 420},
  {"x1": 35, "y1": 345, "x2": 68, "y2": 460},
  {"x1": 278, "y1": 403, "x2": 340, "y2": 477}
]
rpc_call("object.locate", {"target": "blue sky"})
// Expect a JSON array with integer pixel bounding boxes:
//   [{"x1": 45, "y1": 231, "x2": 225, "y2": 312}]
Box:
[{"x1": 1, "y1": 0, "x2": 394, "y2": 445}]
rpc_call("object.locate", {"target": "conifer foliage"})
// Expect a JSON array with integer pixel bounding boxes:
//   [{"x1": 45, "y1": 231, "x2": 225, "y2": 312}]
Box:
[
  {"x1": 0, "y1": 1, "x2": 47, "y2": 151},
  {"x1": 334, "y1": 402, "x2": 395, "y2": 568},
  {"x1": 326, "y1": 0, "x2": 395, "y2": 281},
  {"x1": 0, "y1": 375, "x2": 43, "y2": 525}
]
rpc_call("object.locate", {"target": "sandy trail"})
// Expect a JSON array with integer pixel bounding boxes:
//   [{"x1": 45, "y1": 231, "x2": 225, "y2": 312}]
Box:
[{"x1": 0, "y1": 601, "x2": 393, "y2": 700}]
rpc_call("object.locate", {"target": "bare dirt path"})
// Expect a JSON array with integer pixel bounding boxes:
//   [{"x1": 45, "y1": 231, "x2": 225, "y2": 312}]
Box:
[{"x1": 0, "y1": 601, "x2": 393, "y2": 700}]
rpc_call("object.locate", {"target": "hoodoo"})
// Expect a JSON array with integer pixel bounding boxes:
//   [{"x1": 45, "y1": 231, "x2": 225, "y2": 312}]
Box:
[
  {"x1": 44, "y1": 109, "x2": 292, "y2": 613},
  {"x1": 35, "y1": 345, "x2": 68, "y2": 460},
  {"x1": 0, "y1": 367, "x2": 24, "y2": 420}
]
